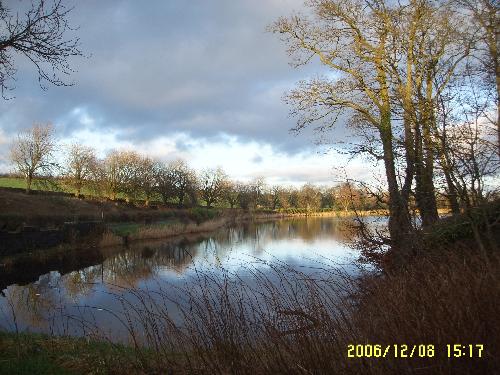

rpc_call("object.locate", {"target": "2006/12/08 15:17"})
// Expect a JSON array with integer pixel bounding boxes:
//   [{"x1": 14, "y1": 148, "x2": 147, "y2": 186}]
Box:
[{"x1": 347, "y1": 344, "x2": 484, "y2": 358}]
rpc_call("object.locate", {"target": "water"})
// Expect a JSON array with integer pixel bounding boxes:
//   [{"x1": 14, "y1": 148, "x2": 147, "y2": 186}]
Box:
[{"x1": 0, "y1": 217, "x2": 362, "y2": 341}]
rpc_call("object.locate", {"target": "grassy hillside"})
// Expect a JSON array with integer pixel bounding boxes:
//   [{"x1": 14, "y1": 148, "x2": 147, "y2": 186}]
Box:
[{"x1": 0, "y1": 186, "x2": 217, "y2": 230}]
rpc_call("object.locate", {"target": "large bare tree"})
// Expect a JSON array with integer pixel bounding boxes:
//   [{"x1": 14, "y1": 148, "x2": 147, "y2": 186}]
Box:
[
  {"x1": 63, "y1": 143, "x2": 97, "y2": 197},
  {"x1": 199, "y1": 167, "x2": 228, "y2": 208},
  {"x1": 391, "y1": 0, "x2": 470, "y2": 225},
  {"x1": 10, "y1": 123, "x2": 56, "y2": 193},
  {"x1": 0, "y1": 0, "x2": 83, "y2": 97},
  {"x1": 298, "y1": 183, "x2": 322, "y2": 213},
  {"x1": 271, "y1": 0, "x2": 413, "y2": 249},
  {"x1": 455, "y1": 0, "x2": 499, "y2": 154},
  {"x1": 272, "y1": 0, "x2": 475, "y2": 249}
]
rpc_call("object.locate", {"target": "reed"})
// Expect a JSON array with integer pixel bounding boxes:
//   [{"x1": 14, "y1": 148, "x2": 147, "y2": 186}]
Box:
[
  {"x1": 73, "y1": 245, "x2": 499, "y2": 374},
  {"x1": 128, "y1": 218, "x2": 229, "y2": 242}
]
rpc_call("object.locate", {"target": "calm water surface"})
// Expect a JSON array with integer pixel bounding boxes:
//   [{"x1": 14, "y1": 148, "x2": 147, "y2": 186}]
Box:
[{"x1": 0, "y1": 217, "x2": 362, "y2": 341}]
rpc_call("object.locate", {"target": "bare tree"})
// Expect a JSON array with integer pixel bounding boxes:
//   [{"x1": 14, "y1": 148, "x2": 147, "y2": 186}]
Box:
[
  {"x1": 455, "y1": 0, "x2": 499, "y2": 153},
  {"x1": 277, "y1": 186, "x2": 292, "y2": 210},
  {"x1": 170, "y1": 160, "x2": 197, "y2": 207},
  {"x1": 271, "y1": 0, "x2": 413, "y2": 248},
  {"x1": 0, "y1": 0, "x2": 83, "y2": 97},
  {"x1": 393, "y1": 0, "x2": 470, "y2": 226},
  {"x1": 334, "y1": 183, "x2": 354, "y2": 212},
  {"x1": 139, "y1": 156, "x2": 159, "y2": 206},
  {"x1": 435, "y1": 71, "x2": 499, "y2": 209},
  {"x1": 223, "y1": 180, "x2": 240, "y2": 209},
  {"x1": 236, "y1": 182, "x2": 252, "y2": 210},
  {"x1": 63, "y1": 143, "x2": 97, "y2": 197},
  {"x1": 10, "y1": 123, "x2": 56, "y2": 193},
  {"x1": 155, "y1": 162, "x2": 177, "y2": 205},
  {"x1": 272, "y1": 0, "x2": 476, "y2": 249},
  {"x1": 156, "y1": 160, "x2": 197, "y2": 207},
  {"x1": 101, "y1": 150, "x2": 128, "y2": 201},
  {"x1": 299, "y1": 183, "x2": 322, "y2": 213},
  {"x1": 116, "y1": 151, "x2": 146, "y2": 203},
  {"x1": 199, "y1": 167, "x2": 228, "y2": 208},
  {"x1": 269, "y1": 185, "x2": 284, "y2": 210}
]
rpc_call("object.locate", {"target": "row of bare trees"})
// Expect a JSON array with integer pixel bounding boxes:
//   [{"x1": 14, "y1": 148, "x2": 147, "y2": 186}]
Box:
[
  {"x1": 272, "y1": 0, "x2": 499, "y2": 249},
  {"x1": 9, "y1": 124, "x2": 380, "y2": 211}
]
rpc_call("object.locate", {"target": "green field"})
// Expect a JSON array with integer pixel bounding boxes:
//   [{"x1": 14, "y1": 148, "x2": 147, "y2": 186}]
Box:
[
  {"x1": 0, "y1": 177, "x2": 28, "y2": 189},
  {"x1": 0, "y1": 177, "x2": 65, "y2": 193},
  {"x1": 0, "y1": 177, "x2": 217, "y2": 207},
  {"x1": 0, "y1": 177, "x2": 118, "y2": 197},
  {"x1": 107, "y1": 219, "x2": 181, "y2": 236}
]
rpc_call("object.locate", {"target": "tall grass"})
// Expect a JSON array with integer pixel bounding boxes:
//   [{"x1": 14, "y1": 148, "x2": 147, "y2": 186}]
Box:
[
  {"x1": 99, "y1": 217, "x2": 231, "y2": 247},
  {"x1": 71, "y1": 246, "x2": 499, "y2": 374}
]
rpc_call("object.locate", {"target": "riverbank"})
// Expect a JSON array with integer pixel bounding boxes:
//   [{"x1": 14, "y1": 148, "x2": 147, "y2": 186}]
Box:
[
  {"x1": 0, "y1": 201, "x2": 498, "y2": 374},
  {"x1": 0, "y1": 186, "x2": 378, "y2": 255},
  {"x1": 98, "y1": 209, "x2": 366, "y2": 247},
  {"x1": 0, "y1": 185, "x2": 382, "y2": 229}
]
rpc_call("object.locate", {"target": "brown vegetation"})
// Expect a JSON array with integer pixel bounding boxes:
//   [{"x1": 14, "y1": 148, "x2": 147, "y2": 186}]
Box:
[
  {"x1": 0, "y1": 187, "x2": 175, "y2": 229},
  {"x1": 61, "y1": 204, "x2": 497, "y2": 374},
  {"x1": 75, "y1": 236, "x2": 498, "y2": 374}
]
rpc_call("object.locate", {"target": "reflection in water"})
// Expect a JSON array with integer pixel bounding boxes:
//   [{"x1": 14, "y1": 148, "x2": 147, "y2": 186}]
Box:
[{"x1": 0, "y1": 217, "x2": 358, "y2": 340}]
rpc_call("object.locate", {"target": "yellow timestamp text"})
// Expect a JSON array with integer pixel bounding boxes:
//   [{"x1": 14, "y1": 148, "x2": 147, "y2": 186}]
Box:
[{"x1": 347, "y1": 344, "x2": 485, "y2": 358}]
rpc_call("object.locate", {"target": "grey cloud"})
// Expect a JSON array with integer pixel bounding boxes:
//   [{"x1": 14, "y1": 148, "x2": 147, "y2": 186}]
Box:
[
  {"x1": 0, "y1": 0, "x2": 350, "y2": 155},
  {"x1": 251, "y1": 154, "x2": 263, "y2": 164}
]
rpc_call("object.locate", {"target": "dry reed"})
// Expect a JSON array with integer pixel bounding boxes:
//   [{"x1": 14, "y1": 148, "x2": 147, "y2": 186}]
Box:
[{"x1": 74, "y1": 246, "x2": 499, "y2": 374}]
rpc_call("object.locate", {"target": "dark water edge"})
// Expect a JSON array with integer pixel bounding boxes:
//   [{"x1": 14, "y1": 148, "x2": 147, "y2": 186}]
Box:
[
  {"x1": 0, "y1": 216, "x2": 360, "y2": 340},
  {"x1": 0, "y1": 222, "x2": 105, "y2": 257},
  {"x1": 0, "y1": 231, "x2": 217, "y2": 292}
]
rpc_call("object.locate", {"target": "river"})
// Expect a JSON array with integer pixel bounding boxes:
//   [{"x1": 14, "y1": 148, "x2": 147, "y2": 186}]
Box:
[{"x1": 0, "y1": 216, "x2": 365, "y2": 342}]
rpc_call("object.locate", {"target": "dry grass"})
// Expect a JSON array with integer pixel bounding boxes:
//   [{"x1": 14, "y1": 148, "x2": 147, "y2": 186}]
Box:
[
  {"x1": 69, "y1": 244, "x2": 499, "y2": 375},
  {"x1": 99, "y1": 230, "x2": 124, "y2": 247},
  {"x1": 128, "y1": 218, "x2": 229, "y2": 242}
]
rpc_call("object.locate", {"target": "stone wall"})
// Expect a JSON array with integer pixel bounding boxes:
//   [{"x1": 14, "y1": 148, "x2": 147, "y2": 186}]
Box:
[{"x1": 0, "y1": 222, "x2": 105, "y2": 256}]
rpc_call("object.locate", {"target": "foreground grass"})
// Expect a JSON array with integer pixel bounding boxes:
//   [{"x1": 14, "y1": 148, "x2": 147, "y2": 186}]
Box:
[
  {"x1": 0, "y1": 332, "x2": 141, "y2": 375},
  {"x1": 3, "y1": 245, "x2": 496, "y2": 374}
]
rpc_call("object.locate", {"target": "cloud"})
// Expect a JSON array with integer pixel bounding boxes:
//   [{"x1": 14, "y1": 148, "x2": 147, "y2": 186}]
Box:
[
  {"x1": 0, "y1": 0, "x2": 360, "y2": 183},
  {"x1": 251, "y1": 154, "x2": 263, "y2": 164}
]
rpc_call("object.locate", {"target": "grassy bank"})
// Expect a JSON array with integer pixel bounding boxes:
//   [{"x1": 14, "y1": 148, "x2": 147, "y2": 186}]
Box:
[
  {"x1": 99, "y1": 208, "x2": 374, "y2": 247},
  {"x1": 0, "y1": 202, "x2": 498, "y2": 374},
  {"x1": 0, "y1": 332, "x2": 141, "y2": 375},
  {"x1": 0, "y1": 185, "x2": 362, "y2": 230},
  {"x1": 100, "y1": 216, "x2": 231, "y2": 247}
]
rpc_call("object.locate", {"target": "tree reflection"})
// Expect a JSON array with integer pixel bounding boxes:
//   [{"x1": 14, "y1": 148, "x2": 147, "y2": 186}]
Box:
[
  {"x1": 2, "y1": 272, "x2": 65, "y2": 331},
  {"x1": 0, "y1": 217, "x2": 357, "y2": 335}
]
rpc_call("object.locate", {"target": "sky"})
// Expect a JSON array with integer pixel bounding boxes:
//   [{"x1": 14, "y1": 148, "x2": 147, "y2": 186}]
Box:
[{"x1": 0, "y1": 0, "x2": 382, "y2": 186}]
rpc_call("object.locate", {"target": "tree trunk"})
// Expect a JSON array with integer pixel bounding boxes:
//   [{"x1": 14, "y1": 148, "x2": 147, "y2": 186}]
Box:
[
  {"x1": 161, "y1": 193, "x2": 168, "y2": 204},
  {"x1": 379, "y1": 113, "x2": 411, "y2": 251},
  {"x1": 25, "y1": 174, "x2": 32, "y2": 194},
  {"x1": 178, "y1": 191, "x2": 185, "y2": 208},
  {"x1": 496, "y1": 58, "x2": 499, "y2": 156},
  {"x1": 414, "y1": 135, "x2": 439, "y2": 225},
  {"x1": 414, "y1": 77, "x2": 439, "y2": 227},
  {"x1": 442, "y1": 165, "x2": 460, "y2": 214}
]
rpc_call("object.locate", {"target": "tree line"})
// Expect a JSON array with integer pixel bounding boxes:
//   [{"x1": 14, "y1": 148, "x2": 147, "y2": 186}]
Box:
[
  {"x1": 8, "y1": 123, "x2": 381, "y2": 212},
  {"x1": 272, "y1": 0, "x2": 499, "y2": 250}
]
